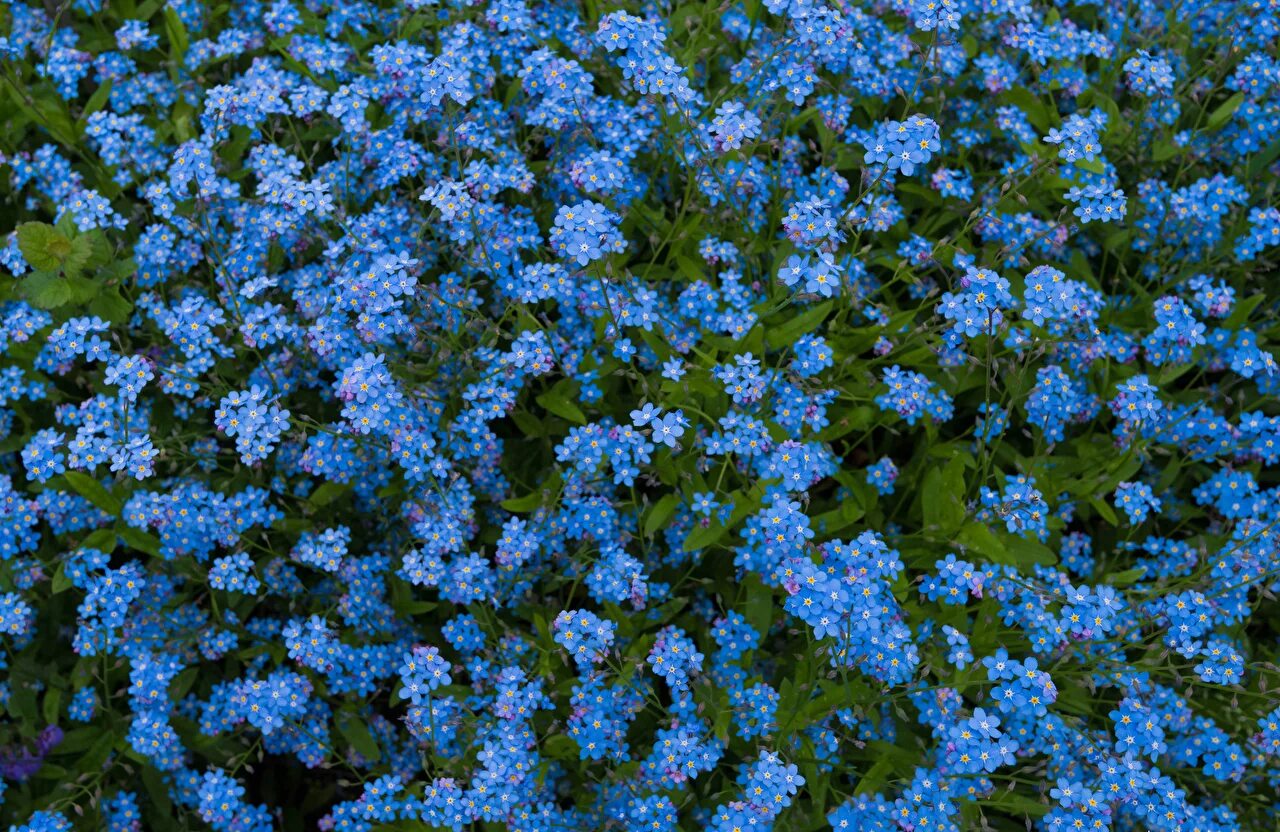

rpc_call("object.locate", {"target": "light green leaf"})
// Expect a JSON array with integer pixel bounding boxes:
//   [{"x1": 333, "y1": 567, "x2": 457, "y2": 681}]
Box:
[{"x1": 16, "y1": 223, "x2": 68, "y2": 271}]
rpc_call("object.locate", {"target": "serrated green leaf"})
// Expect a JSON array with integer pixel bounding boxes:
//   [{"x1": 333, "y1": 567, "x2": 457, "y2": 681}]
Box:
[
  {"x1": 60, "y1": 234, "x2": 97, "y2": 278},
  {"x1": 16, "y1": 223, "x2": 67, "y2": 271},
  {"x1": 21, "y1": 272, "x2": 73, "y2": 309}
]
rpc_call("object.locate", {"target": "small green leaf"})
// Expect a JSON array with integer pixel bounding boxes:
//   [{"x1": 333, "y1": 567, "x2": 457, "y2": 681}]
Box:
[
  {"x1": 1205, "y1": 92, "x2": 1244, "y2": 131},
  {"x1": 164, "y1": 8, "x2": 190, "y2": 63},
  {"x1": 683, "y1": 520, "x2": 726, "y2": 552},
  {"x1": 854, "y1": 757, "x2": 895, "y2": 796},
  {"x1": 1003, "y1": 536, "x2": 1057, "y2": 566},
  {"x1": 42, "y1": 688, "x2": 62, "y2": 726},
  {"x1": 1107, "y1": 567, "x2": 1148, "y2": 586},
  {"x1": 644, "y1": 494, "x2": 680, "y2": 537},
  {"x1": 500, "y1": 491, "x2": 543, "y2": 512},
  {"x1": 742, "y1": 577, "x2": 772, "y2": 642},
  {"x1": 509, "y1": 409, "x2": 544, "y2": 438},
  {"x1": 1247, "y1": 137, "x2": 1280, "y2": 178},
  {"x1": 922, "y1": 456, "x2": 966, "y2": 532},
  {"x1": 766, "y1": 300, "x2": 832, "y2": 348},
  {"x1": 309, "y1": 482, "x2": 351, "y2": 507},
  {"x1": 1072, "y1": 157, "x2": 1106, "y2": 175},
  {"x1": 118, "y1": 525, "x2": 163, "y2": 557},
  {"x1": 1225, "y1": 293, "x2": 1265, "y2": 329},
  {"x1": 1089, "y1": 495, "x2": 1119, "y2": 526},
  {"x1": 82, "y1": 527, "x2": 119, "y2": 551},
  {"x1": 52, "y1": 565, "x2": 73, "y2": 594},
  {"x1": 63, "y1": 471, "x2": 122, "y2": 515},
  {"x1": 337, "y1": 714, "x2": 381, "y2": 759},
  {"x1": 79, "y1": 79, "x2": 114, "y2": 126},
  {"x1": 535, "y1": 388, "x2": 586, "y2": 425}
]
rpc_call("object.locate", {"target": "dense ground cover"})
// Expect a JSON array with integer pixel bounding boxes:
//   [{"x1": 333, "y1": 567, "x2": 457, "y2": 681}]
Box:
[{"x1": 0, "y1": 0, "x2": 1279, "y2": 829}]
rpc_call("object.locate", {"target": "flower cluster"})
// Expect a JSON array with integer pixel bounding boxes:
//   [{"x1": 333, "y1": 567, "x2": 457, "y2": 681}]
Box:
[{"x1": 0, "y1": 0, "x2": 1277, "y2": 831}]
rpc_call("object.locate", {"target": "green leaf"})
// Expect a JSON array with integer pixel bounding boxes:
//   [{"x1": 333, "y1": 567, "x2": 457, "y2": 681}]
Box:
[
  {"x1": 674, "y1": 254, "x2": 703, "y2": 282},
  {"x1": 1205, "y1": 92, "x2": 1244, "y2": 131},
  {"x1": 118, "y1": 525, "x2": 163, "y2": 557},
  {"x1": 683, "y1": 520, "x2": 726, "y2": 552},
  {"x1": 164, "y1": 8, "x2": 190, "y2": 63},
  {"x1": 500, "y1": 491, "x2": 543, "y2": 512},
  {"x1": 644, "y1": 493, "x2": 680, "y2": 537},
  {"x1": 142, "y1": 765, "x2": 176, "y2": 818},
  {"x1": 1072, "y1": 157, "x2": 1106, "y2": 175},
  {"x1": 854, "y1": 757, "x2": 895, "y2": 796},
  {"x1": 981, "y1": 791, "x2": 1050, "y2": 818},
  {"x1": 1003, "y1": 536, "x2": 1057, "y2": 566},
  {"x1": 766, "y1": 300, "x2": 832, "y2": 348},
  {"x1": 337, "y1": 714, "x2": 381, "y2": 759},
  {"x1": 309, "y1": 482, "x2": 351, "y2": 507},
  {"x1": 60, "y1": 234, "x2": 97, "y2": 279},
  {"x1": 42, "y1": 688, "x2": 62, "y2": 726},
  {"x1": 1089, "y1": 495, "x2": 1118, "y2": 526},
  {"x1": 1247, "y1": 137, "x2": 1280, "y2": 178},
  {"x1": 20, "y1": 272, "x2": 73, "y2": 309},
  {"x1": 1225, "y1": 293, "x2": 1265, "y2": 329},
  {"x1": 509, "y1": 409, "x2": 544, "y2": 438},
  {"x1": 535, "y1": 388, "x2": 586, "y2": 425},
  {"x1": 63, "y1": 471, "x2": 122, "y2": 515},
  {"x1": 82, "y1": 527, "x2": 119, "y2": 551},
  {"x1": 743, "y1": 577, "x2": 772, "y2": 641},
  {"x1": 16, "y1": 223, "x2": 68, "y2": 271},
  {"x1": 922, "y1": 456, "x2": 966, "y2": 532},
  {"x1": 1107, "y1": 567, "x2": 1148, "y2": 586},
  {"x1": 88, "y1": 287, "x2": 134, "y2": 323},
  {"x1": 957, "y1": 523, "x2": 1010, "y2": 564},
  {"x1": 79, "y1": 79, "x2": 114, "y2": 126}
]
